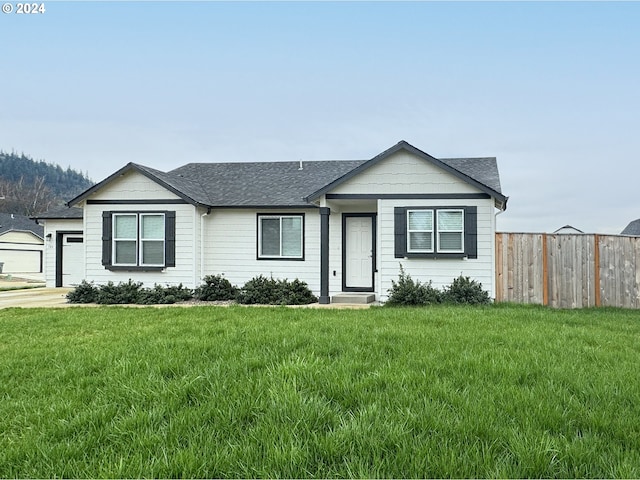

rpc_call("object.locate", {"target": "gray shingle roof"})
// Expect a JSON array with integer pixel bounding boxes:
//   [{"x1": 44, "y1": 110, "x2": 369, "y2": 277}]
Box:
[
  {"x1": 32, "y1": 206, "x2": 83, "y2": 220},
  {"x1": 67, "y1": 141, "x2": 506, "y2": 210},
  {"x1": 440, "y1": 157, "x2": 502, "y2": 194},
  {"x1": 170, "y1": 160, "x2": 367, "y2": 207},
  {"x1": 621, "y1": 219, "x2": 640, "y2": 236},
  {"x1": 0, "y1": 212, "x2": 44, "y2": 237}
]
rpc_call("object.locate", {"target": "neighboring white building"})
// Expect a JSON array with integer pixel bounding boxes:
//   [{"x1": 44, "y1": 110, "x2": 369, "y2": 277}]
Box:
[
  {"x1": 35, "y1": 141, "x2": 508, "y2": 303},
  {"x1": 0, "y1": 212, "x2": 44, "y2": 274}
]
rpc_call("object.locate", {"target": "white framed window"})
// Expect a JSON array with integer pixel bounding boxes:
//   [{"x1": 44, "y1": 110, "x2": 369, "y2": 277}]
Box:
[
  {"x1": 112, "y1": 213, "x2": 166, "y2": 267},
  {"x1": 437, "y1": 209, "x2": 464, "y2": 253},
  {"x1": 407, "y1": 209, "x2": 434, "y2": 253},
  {"x1": 258, "y1": 214, "x2": 303, "y2": 259},
  {"x1": 113, "y1": 213, "x2": 138, "y2": 266},
  {"x1": 140, "y1": 213, "x2": 165, "y2": 266}
]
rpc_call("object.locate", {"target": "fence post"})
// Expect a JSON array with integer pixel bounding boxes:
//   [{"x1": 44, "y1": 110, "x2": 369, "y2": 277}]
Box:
[
  {"x1": 542, "y1": 233, "x2": 549, "y2": 306},
  {"x1": 594, "y1": 234, "x2": 601, "y2": 307}
]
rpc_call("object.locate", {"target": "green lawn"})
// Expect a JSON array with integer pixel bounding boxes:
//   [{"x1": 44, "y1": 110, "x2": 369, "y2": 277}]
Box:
[{"x1": 1, "y1": 304, "x2": 639, "y2": 478}]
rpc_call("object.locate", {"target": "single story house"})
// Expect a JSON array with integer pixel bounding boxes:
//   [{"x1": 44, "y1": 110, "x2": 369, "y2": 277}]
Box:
[
  {"x1": 35, "y1": 141, "x2": 508, "y2": 303},
  {"x1": 0, "y1": 212, "x2": 45, "y2": 274}
]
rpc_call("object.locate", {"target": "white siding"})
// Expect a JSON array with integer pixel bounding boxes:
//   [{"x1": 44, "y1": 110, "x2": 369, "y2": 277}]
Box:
[
  {"x1": 203, "y1": 208, "x2": 321, "y2": 292},
  {"x1": 84, "y1": 202, "x2": 199, "y2": 288},
  {"x1": 324, "y1": 149, "x2": 499, "y2": 301},
  {"x1": 377, "y1": 198, "x2": 496, "y2": 301},
  {"x1": 88, "y1": 171, "x2": 182, "y2": 201},
  {"x1": 331, "y1": 150, "x2": 480, "y2": 195},
  {"x1": 80, "y1": 170, "x2": 200, "y2": 288},
  {"x1": 42, "y1": 219, "x2": 84, "y2": 287}
]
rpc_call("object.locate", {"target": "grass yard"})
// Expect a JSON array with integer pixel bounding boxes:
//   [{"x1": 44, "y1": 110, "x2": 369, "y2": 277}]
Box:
[{"x1": 0, "y1": 304, "x2": 639, "y2": 478}]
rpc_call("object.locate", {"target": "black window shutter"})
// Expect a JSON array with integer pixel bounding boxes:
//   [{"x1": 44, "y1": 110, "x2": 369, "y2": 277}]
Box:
[
  {"x1": 464, "y1": 206, "x2": 477, "y2": 259},
  {"x1": 165, "y1": 211, "x2": 176, "y2": 267},
  {"x1": 394, "y1": 207, "x2": 407, "y2": 258},
  {"x1": 102, "y1": 211, "x2": 112, "y2": 266}
]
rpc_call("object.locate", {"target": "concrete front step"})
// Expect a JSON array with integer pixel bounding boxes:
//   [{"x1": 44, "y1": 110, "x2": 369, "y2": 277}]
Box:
[{"x1": 331, "y1": 293, "x2": 376, "y2": 304}]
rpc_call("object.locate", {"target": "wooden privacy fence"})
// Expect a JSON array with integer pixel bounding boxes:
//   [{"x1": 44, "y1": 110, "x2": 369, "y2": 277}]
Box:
[{"x1": 495, "y1": 233, "x2": 640, "y2": 309}]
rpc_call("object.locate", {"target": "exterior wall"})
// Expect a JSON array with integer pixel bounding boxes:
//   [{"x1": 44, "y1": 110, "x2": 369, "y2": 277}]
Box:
[
  {"x1": 88, "y1": 172, "x2": 182, "y2": 201},
  {"x1": 203, "y1": 208, "x2": 321, "y2": 292},
  {"x1": 80, "y1": 170, "x2": 201, "y2": 288},
  {"x1": 325, "y1": 202, "x2": 377, "y2": 298},
  {"x1": 324, "y1": 150, "x2": 499, "y2": 301},
  {"x1": 330, "y1": 150, "x2": 480, "y2": 195},
  {"x1": 377, "y1": 198, "x2": 497, "y2": 301},
  {"x1": 42, "y1": 219, "x2": 84, "y2": 287},
  {"x1": 0, "y1": 231, "x2": 44, "y2": 273}
]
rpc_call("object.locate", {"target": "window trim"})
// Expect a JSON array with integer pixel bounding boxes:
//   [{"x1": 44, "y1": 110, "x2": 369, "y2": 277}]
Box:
[
  {"x1": 139, "y1": 213, "x2": 166, "y2": 267},
  {"x1": 103, "y1": 210, "x2": 175, "y2": 271},
  {"x1": 256, "y1": 213, "x2": 305, "y2": 261},
  {"x1": 394, "y1": 206, "x2": 477, "y2": 259},
  {"x1": 112, "y1": 213, "x2": 139, "y2": 267},
  {"x1": 436, "y1": 208, "x2": 465, "y2": 254},
  {"x1": 112, "y1": 212, "x2": 166, "y2": 267},
  {"x1": 407, "y1": 209, "x2": 434, "y2": 253}
]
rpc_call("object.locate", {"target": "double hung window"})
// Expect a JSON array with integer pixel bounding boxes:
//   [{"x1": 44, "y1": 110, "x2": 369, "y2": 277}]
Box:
[
  {"x1": 258, "y1": 214, "x2": 304, "y2": 259},
  {"x1": 113, "y1": 213, "x2": 166, "y2": 267},
  {"x1": 406, "y1": 208, "x2": 464, "y2": 254}
]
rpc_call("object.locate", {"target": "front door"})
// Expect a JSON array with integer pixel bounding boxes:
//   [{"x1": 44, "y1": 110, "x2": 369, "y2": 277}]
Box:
[{"x1": 343, "y1": 214, "x2": 375, "y2": 291}]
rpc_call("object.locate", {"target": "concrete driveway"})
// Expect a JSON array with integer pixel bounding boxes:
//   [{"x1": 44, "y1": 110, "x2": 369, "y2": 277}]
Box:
[
  {"x1": 0, "y1": 287, "x2": 73, "y2": 308},
  {"x1": 0, "y1": 274, "x2": 72, "y2": 308}
]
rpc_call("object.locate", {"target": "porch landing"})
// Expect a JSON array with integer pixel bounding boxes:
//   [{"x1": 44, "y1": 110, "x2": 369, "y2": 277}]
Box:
[{"x1": 331, "y1": 293, "x2": 376, "y2": 305}]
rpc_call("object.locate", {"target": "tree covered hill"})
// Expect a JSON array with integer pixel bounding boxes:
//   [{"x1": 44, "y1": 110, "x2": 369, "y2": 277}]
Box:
[{"x1": 0, "y1": 151, "x2": 94, "y2": 216}]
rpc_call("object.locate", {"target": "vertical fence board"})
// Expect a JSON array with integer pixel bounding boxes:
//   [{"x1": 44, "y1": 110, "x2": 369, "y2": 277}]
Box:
[{"x1": 495, "y1": 233, "x2": 640, "y2": 309}]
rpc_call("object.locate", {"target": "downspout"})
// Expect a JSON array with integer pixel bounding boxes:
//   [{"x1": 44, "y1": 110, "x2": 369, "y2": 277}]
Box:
[
  {"x1": 200, "y1": 208, "x2": 211, "y2": 284},
  {"x1": 493, "y1": 205, "x2": 506, "y2": 301}
]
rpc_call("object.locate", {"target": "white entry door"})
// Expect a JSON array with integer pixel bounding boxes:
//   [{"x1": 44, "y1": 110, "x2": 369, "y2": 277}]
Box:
[
  {"x1": 344, "y1": 215, "x2": 374, "y2": 291},
  {"x1": 62, "y1": 234, "x2": 84, "y2": 287}
]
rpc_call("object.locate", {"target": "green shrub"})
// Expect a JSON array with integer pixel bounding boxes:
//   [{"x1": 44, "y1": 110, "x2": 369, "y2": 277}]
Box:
[
  {"x1": 66, "y1": 280, "x2": 98, "y2": 304},
  {"x1": 277, "y1": 278, "x2": 318, "y2": 305},
  {"x1": 385, "y1": 264, "x2": 441, "y2": 306},
  {"x1": 237, "y1": 275, "x2": 279, "y2": 305},
  {"x1": 96, "y1": 280, "x2": 143, "y2": 304},
  {"x1": 237, "y1": 275, "x2": 317, "y2": 305},
  {"x1": 138, "y1": 283, "x2": 193, "y2": 305},
  {"x1": 194, "y1": 274, "x2": 238, "y2": 301},
  {"x1": 441, "y1": 275, "x2": 490, "y2": 305},
  {"x1": 67, "y1": 280, "x2": 194, "y2": 305}
]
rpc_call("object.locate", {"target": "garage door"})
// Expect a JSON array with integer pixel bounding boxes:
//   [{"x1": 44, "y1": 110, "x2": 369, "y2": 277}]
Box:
[
  {"x1": 0, "y1": 249, "x2": 42, "y2": 273},
  {"x1": 62, "y1": 234, "x2": 84, "y2": 287}
]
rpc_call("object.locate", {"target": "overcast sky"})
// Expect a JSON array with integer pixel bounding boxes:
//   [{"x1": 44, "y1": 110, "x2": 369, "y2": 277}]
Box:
[{"x1": 1, "y1": 1, "x2": 638, "y2": 233}]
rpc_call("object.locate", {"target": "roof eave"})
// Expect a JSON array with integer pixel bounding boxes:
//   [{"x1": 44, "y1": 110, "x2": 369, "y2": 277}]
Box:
[
  {"x1": 0, "y1": 228, "x2": 44, "y2": 240},
  {"x1": 67, "y1": 163, "x2": 202, "y2": 208},
  {"x1": 305, "y1": 140, "x2": 508, "y2": 207}
]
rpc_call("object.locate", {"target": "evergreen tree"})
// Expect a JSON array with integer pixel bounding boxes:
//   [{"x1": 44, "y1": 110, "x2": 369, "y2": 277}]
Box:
[{"x1": 0, "y1": 151, "x2": 94, "y2": 215}]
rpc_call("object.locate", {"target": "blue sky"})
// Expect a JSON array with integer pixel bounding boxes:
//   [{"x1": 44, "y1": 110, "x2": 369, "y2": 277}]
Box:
[{"x1": 1, "y1": 1, "x2": 639, "y2": 233}]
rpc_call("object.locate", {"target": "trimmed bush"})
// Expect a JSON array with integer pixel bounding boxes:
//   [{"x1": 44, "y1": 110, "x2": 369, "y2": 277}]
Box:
[
  {"x1": 194, "y1": 274, "x2": 238, "y2": 301},
  {"x1": 138, "y1": 284, "x2": 194, "y2": 305},
  {"x1": 96, "y1": 280, "x2": 143, "y2": 304},
  {"x1": 237, "y1": 275, "x2": 317, "y2": 305},
  {"x1": 441, "y1": 275, "x2": 491, "y2": 305},
  {"x1": 277, "y1": 278, "x2": 318, "y2": 305},
  {"x1": 67, "y1": 280, "x2": 193, "y2": 305},
  {"x1": 236, "y1": 275, "x2": 278, "y2": 305},
  {"x1": 65, "y1": 280, "x2": 98, "y2": 304},
  {"x1": 385, "y1": 264, "x2": 441, "y2": 306}
]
